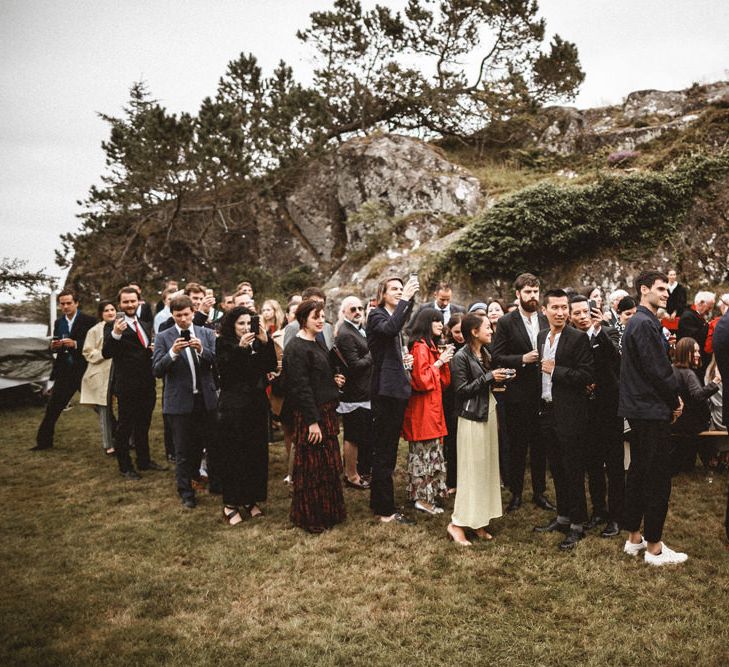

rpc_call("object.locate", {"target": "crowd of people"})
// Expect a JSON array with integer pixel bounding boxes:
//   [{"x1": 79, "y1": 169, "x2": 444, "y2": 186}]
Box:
[{"x1": 31, "y1": 270, "x2": 729, "y2": 563}]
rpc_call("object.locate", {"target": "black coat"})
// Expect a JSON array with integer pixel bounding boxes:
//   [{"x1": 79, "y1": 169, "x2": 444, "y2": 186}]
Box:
[
  {"x1": 619, "y1": 305, "x2": 680, "y2": 421},
  {"x1": 671, "y1": 366, "x2": 718, "y2": 435},
  {"x1": 711, "y1": 312, "x2": 729, "y2": 425},
  {"x1": 49, "y1": 312, "x2": 96, "y2": 382},
  {"x1": 677, "y1": 306, "x2": 710, "y2": 367},
  {"x1": 589, "y1": 325, "x2": 621, "y2": 403},
  {"x1": 334, "y1": 321, "x2": 371, "y2": 403},
  {"x1": 537, "y1": 325, "x2": 594, "y2": 438},
  {"x1": 666, "y1": 283, "x2": 688, "y2": 317},
  {"x1": 282, "y1": 336, "x2": 340, "y2": 425},
  {"x1": 451, "y1": 345, "x2": 495, "y2": 421},
  {"x1": 491, "y1": 308, "x2": 548, "y2": 405},
  {"x1": 102, "y1": 320, "x2": 155, "y2": 394},
  {"x1": 366, "y1": 299, "x2": 415, "y2": 400}
]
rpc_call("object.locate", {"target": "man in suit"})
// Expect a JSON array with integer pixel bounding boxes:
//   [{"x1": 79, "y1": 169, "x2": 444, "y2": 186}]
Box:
[
  {"x1": 103, "y1": 286, "x2": 165, "y2": 479},
  {"x1": 710, "y1": 308, "x2": 729, "y2": 546},
  {"x1": 604, "y1": 289, "x2": 629, "y2": 328},
  {"x1": 666, "y1": 269, "x2": 688, "y2": 319},
  {"x1": 677, "y1": 290, "x2": 715, "y2": 370},
  {"x1": 127, "y1": 281, "x2": 153, "y2": 325},
  {"x1": 153, "y1": 295, "x2": 218, "y2": 508},
  {"x1": 569, "y1": 295, "x2": 624, "y2": 538},
  {"x1": 419, "y1": 282, "x2": 465, "y2": 324},
  {"x1": 335, "y1": 296, "x2": 373, "y2": 488},
  {"x1": 33, "y1": 289, "x2": 96, "y2": 450},
  {"x1": 491, "y1": 272, "x2": 554, "y2": 512},
  {"x1": 620, "y1": 270, "x2": 686, "y2": 566},
  {"x1": 533, "y1": 289, "x2": 594, "y2": 550},
  {"x1": 367, "y1": 275, "x2": 418, "y2": 524}
]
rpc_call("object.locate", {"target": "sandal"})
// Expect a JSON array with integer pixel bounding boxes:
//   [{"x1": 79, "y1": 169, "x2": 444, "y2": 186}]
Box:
[
  {"x1": 222, "y1": 506, "x2": 244, "y2": 526},
  {"x1": 244, "y1": 504, "x2": 265, "y2": 518},
  {"x1": 344, "y1": 476, "x2": 370, "y2": 490}
]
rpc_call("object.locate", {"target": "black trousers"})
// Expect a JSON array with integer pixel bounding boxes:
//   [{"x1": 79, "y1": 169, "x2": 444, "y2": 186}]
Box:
[
  {"x1": 443, "y1": 408, "x2": 458, "y2": 489},
  {"x1": 504, "y1": 400, "x2": 546, "y2": 498},
  {"x1": 36, "y1": 371, "x2": 82, "y2": 448},
  {"x1": 624, "y1": 418, "x2": 673, "y2": 544},
  {"x1": 370, "y1": 395, "x2": 408, "y2": 516},
  {"x1": 585, "y1": 398, "x2": 626, "y2": 522},
  {"x1": 342, "y1": 407, "x2": 373, "y2": 478},
  {"x1": 168, "y1": 395, "x2": 212, "y2": 501},
  {"x1": 114, "y1": 386, "x2": 155, "y2": 472},
  {"x1": 540, "y1": 409, "x2": 588, "y2": 525}
]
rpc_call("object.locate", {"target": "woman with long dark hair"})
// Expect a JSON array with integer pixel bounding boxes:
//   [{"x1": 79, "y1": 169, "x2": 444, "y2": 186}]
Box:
[
  {"x1": 80, "y1": 300, "x2": 118, "y2": 455},
  {"x1": 402, "y1": 307, "x2": 453, "y2": 514},
  {"x1": 671, "y1": 337, "x2": 721, "y2": 473},
  {"x1": 283, "y1": 299, "x2": 347, "y2": 533},
  {"x1": 443, "y1": 312, "x2": 465, "y2": 494},
  {"x1": 216, "y1": 306, "x2": 277, "y2": 525},
  {"x1": 448, "y1": 313, "x2": 512, "y2": 545}
]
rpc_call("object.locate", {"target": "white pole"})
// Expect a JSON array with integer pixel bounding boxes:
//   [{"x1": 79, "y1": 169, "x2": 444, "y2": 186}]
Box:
[{"x1": 49, "y1": 288, "x2": 57, "y2": 337}]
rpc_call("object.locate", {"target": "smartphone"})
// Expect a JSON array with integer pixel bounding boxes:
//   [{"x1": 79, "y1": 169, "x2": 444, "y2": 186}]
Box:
[
  {"x1": 588, "y1": 299, "x2": 598, "y2": 311},
  {"x1": 180, "y1": 329, "x2": 191, "y2": 342},
  {"x1": 205, "y1": 288, "x2": 214, "y2": 298},
  {"x1": 250, "y1": 315, "x2": 260, "y2": 334},
  {"x1": 115, "y1": 313, "x2": 125, "y2": 322}
]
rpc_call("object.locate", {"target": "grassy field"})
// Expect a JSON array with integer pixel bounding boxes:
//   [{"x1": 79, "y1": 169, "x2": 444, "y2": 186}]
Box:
[{"x1": 1, "y1": 395, "x2": 728, "y2": 667}]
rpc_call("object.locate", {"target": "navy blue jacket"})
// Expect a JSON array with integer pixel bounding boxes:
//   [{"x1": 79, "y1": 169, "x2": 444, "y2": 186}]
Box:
[
  {"x1": 618, "y1": 305, "x2": 680, "y2": 421},
  {"x1": 712, "y1": 311, "x2": 729, "y2": 426},
  {"x1": 366, "y1": 299, "x2": 414, "y2": 400}
]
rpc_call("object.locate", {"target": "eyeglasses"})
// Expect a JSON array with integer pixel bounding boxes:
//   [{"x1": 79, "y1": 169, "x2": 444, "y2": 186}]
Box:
[{"x1": 349, "y1": 306, "x2": 365, "y2": 312}]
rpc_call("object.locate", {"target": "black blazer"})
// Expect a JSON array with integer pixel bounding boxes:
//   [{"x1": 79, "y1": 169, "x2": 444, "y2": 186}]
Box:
[
  {"x1": 366, "y1": 299, "x2": 414, "y2": 400},
  {"x1": 537, "y1": 325, "x2": 594, "y2": 437},
  {"x1": 712, "y1": 312, "x2": 729, "y2": 425},
  {"x1": 136, "y1": 302, "x2": 154, "y2": 325},
  {"x1": 102, "y1": 320, "x2": 155, "y2": 394},
  {"x1": 334, "y1": 320, "x2": 372, "y2": 403},
  {"x1": 491, "y1": 308, "x2": 548, "y2": 405},
  {"x1": 666, "y1": 283, "x2": 688, "y2": 317},
  {"x1": 588, "y1": 325, "x2": 621, "y2": 403},
  {"x1": 50, "y1": 312, "x2": 96, "y2": 382},
  {"x1": 619, "y1": 305, "x2": 680, "y2": 421}
]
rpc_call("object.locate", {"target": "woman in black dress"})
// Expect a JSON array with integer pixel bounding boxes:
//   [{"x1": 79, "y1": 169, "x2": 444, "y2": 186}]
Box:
[
  {"x1": 216, "y1": 306, "x2": 277, "y2": 525},
  {"x1": 283, "y1": 299, "x2": 346, "y2": 533}
]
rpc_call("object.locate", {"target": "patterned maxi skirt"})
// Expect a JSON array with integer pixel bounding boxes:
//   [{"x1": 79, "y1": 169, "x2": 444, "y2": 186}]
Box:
[
  {"x1": 407, "y1": 438, "x2": 448, "y2": 505},
  {"x1": 290, "y1": 401, "x2": 346, "y2": 533}
]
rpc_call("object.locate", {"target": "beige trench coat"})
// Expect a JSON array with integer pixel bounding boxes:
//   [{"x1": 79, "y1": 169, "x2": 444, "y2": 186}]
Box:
[{"x1": 80, "y1": 321, "x2": 112, "y2": 406}]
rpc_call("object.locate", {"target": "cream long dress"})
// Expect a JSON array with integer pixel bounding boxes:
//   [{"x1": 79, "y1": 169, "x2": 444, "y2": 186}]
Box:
[{"x1": 451, "y1": 392, "x2": 502, "y2": 529}]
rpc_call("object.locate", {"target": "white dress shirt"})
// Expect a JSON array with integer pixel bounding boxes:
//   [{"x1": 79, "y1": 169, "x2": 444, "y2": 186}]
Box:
[
  {"x1": 541, "y1": 331, "x2": 561, "y2": 401},
  {"x1": 520, "y1": 308, "x2": 539, "y2": 349}
]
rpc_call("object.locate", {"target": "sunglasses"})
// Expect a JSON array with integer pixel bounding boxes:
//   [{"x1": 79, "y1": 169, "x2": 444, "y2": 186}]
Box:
[{"x1": 349, "y1": 306, "x2": 365, "y2": 312}]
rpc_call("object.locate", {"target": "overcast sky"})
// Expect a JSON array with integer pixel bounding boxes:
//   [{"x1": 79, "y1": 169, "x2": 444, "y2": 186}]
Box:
[{"x1": 1, "y1": 0, "x2": 728, "y2": 293}]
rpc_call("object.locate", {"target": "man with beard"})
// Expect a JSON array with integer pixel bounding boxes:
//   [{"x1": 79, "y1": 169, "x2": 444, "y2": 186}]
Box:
[
  {"x1": 103, "y1": 286, "x2": 166, "y2": 479},
  {"x1": 335, "y1": 295, "x2": 373, "y2": 489},
  {"x1": 569, "y1": 295, "x2": 623, "y2": 537},
  {"x1": 492, "y1": 273, "x2": 554, "y2": 513}
]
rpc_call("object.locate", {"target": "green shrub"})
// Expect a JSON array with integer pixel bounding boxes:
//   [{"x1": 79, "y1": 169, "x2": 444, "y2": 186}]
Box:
[{"x1": 442, "y1": 153, "x2": 729, "y2": 280}]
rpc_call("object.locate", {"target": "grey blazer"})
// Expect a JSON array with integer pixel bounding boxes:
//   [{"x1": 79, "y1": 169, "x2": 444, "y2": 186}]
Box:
[{"x1": 152, "y1": 324, "x2": 218, "y2": 414}]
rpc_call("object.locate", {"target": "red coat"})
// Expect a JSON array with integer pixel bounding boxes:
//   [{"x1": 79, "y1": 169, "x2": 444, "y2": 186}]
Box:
[{"x1": 401, "y1": 340, "x2": 451, "y2": 442}]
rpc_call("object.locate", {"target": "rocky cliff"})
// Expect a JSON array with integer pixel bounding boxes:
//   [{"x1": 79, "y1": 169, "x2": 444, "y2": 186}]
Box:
[{"x1": 66, "y1": 81, "x2": 729, "y2": 306}]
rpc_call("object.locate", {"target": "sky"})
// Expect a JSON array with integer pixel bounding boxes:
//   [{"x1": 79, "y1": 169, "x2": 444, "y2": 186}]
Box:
[{"x1": 1, "y1": 0, "x2": 728, "y2": 296}]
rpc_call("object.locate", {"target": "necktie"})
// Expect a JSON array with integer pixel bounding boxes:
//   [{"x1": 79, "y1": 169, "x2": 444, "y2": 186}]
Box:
[{"x1": 133, "y1": 320, "x2": 146, "y2": 347}]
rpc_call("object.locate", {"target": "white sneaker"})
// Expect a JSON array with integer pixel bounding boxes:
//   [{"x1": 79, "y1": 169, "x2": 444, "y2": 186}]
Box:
[
  {"x1": 623, "y1": 537, "x2": 648, "y2": 556},
  {"x1": 644, "y1": 543, "x2": 688, "y2": 566},
  {"x1": 415, "y1": 500, "x2": 444, "y2": 515}
]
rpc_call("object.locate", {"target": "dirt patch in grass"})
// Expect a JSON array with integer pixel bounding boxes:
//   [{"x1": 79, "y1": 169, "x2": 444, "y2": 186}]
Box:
[{"x1": 1, "y1": 396, "x2": 728, "y2": 666}]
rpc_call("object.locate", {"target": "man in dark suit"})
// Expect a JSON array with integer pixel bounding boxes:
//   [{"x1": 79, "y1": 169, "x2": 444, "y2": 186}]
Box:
[
  {"x1": 666, "y1": 269, "x2": 688, "y2": 319},
  {"x1": 677, "y1": 290, "x2": 715, "y2": 369},
  {"x1": 127, "y1": 281, "x2": 154, "y2": 325},
  {"x1": 533, "y1": 289, "x2": 594, "y2": 550},
  {"x1": 367, "y1": 275, "x2": 418, "y2": 524},
  {"x1": 33, "y1": 289, "x2": 96, "y2": 450},
  {"x1": 335, "y1": 295, "x2": 373, "y2": 488},
  {"x1": 103, "y1": 286, "x2": 165, "y2": 479},
  {"x1": 491, "y1": 272, "x2": 554, "y2": 512},
  {"x1": 710, "y1": 309, "x2": 729, "y2": 546},
  {"x1": 620, "y1": 270, "x2": 686, "y2": 566},
  {"x1": 569, "y1": 295, "x2": 624, "y2": 538},
  {"x1": 153, "y1": 295, "x2": 218, "y2": 508},
  {"x1": 410, "y1": 281, "x2": 465, "y2": 329}
]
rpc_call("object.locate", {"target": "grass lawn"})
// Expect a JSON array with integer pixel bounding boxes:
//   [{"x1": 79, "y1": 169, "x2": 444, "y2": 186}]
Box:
[{"x1": 1, "y1": 394, "x2": 728, "y2": 666}]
